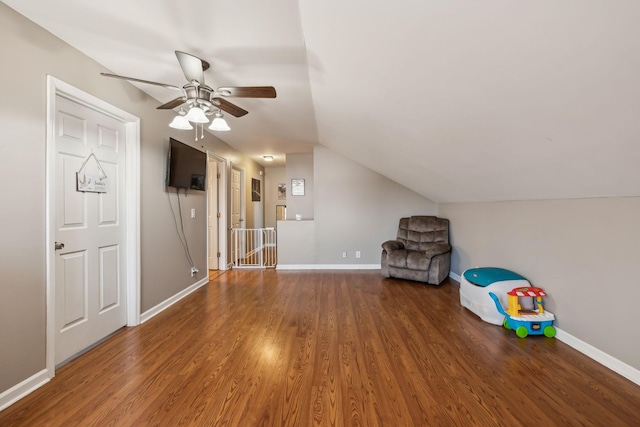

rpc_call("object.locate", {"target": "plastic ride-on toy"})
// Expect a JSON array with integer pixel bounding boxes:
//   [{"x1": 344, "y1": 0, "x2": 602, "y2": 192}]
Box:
[{"x1": 488, "y1": 287, "x2": 556, "y2": 338}]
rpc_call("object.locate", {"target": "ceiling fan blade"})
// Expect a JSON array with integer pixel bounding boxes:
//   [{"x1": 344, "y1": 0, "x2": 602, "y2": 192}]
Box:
[
  {"x1": 212, "y1": 98, "x2": 249, "y2": 117},
  {"x1": 217, "y1": 86, "x2": 277, "y2": 98},
  {"x1": 175, "y1": 51, "x2": 208, "y2": 84},
  {"x1": 100, "y1": 73, "x2": 182, "y2": 91},
  {"x1": 157, "y1": 97, "x2": 187, "y2": 110}
]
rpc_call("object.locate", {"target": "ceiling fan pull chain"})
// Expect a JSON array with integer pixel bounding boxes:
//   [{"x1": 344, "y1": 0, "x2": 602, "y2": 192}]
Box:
[{"x1": 201, "y1": 122, "x2": 204, "y2": 139}]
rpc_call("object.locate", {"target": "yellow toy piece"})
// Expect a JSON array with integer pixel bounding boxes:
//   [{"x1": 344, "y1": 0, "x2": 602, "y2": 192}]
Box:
[{"x1": 506, "y1": 294, "x2": 521, "y2": 317}]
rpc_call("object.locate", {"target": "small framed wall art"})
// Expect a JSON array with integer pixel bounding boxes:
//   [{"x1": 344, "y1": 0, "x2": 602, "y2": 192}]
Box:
[
  {"x1": 251, "y1": 178, "x2": 261, "y2": 201},
  {"x1": 277, "y1": 183, "x2": 286, "y2": 200},
  {"x1": 291, "y1": 179, "x2": 305, "y2": 196}
]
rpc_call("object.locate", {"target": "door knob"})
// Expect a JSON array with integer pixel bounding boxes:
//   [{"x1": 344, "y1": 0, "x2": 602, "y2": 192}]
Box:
[{"x1": 55, "y1": 242, "x2": 65, "y2": 250}]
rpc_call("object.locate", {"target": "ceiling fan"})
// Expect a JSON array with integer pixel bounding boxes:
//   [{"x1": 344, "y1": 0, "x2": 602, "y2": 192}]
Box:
[{"x1": 100, "y1": 51, "x2": 276, "y2": 123}]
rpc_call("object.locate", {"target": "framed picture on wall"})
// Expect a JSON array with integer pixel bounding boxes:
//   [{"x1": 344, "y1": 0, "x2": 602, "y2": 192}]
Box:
[
  {"x1": 277, "y1": 183, "x2": 286, "y2": 200},
  {"x1": 251, "y1": 178, "x2": 261, "y2": 201},
  {"x1": 291, "y1": 179, "x2": 305, "y2": 196}
]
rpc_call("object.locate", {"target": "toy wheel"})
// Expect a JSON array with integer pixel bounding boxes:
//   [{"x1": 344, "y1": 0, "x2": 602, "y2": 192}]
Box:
[
  {"x1": 544, "y1": 326, "x2": 556, "y2": 338},
  {"x1": 516, "y1": 326, "x2": 528, "y2": 338},
  {"x1": 503, "y1": 319, "x2": 511, "y2": 330}
]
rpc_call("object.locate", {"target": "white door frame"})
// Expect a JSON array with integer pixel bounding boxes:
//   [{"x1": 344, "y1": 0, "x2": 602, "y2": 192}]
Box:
[
  {"x1": 45, "y1": 76, "x2": 140, "y2": 376},
  {"x1": 207, "y1": 152, "x2": 227, "y2": 271}
]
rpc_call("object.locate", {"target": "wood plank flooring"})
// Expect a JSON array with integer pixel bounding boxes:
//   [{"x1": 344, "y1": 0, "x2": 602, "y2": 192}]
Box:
[{"x1": 1, "y1": 270, "x2": 639, "y2": 426}]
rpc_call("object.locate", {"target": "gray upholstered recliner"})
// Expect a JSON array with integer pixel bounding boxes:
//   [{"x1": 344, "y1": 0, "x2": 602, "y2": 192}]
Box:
[{"x1": 381, "y1": 216, "x2": 451, "y2": 285}]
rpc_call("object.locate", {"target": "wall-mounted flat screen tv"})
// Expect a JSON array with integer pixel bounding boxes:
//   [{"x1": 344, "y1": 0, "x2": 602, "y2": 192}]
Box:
[{"x1": 166, "y1": 138, "x2": 206, "y2": 191}]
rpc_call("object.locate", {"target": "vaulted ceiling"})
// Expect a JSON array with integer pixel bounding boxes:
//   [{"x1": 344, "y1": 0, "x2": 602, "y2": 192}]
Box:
[{"x1": 4, "y1": 0, "x2": 640, "y2": 203}]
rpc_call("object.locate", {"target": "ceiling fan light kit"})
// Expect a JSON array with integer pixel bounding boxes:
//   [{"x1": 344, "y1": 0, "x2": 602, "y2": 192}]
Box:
[{"x1": 101, "y1": 50, "x2": 276, "y2": 135}]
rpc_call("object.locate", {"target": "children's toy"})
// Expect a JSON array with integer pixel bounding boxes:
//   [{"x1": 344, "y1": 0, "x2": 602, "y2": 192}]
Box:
[
  {"x1": 460, "y1": 267, "x2": 532, "y2": 325},
  {"x1": 489, "y1": 287, "x2": 556, "y2": 338}
]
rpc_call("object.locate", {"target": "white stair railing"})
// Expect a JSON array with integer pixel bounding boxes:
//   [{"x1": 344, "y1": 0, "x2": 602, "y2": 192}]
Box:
[{"x1": 231, "y1": 228, "x2": 277, "y2": 268}]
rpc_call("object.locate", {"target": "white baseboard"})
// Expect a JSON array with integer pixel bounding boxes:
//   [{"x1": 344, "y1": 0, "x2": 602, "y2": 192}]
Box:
[
  {"x1": 0, "y1": 369, "x2": 49, "y2": 412},
  {"x1": 555, "y1": 328, "x2": 640, "y2": 386},
  {"x1": 140, "y1": 277, "x2": 208, "y2": 324},
  {"x1": 449, "y1": 269, "x2": 639, "y2": 386},
  {"x1": 276, "y1": 264, "x2": 381, "y2": 270},
  {"x1": 447, "y1": 269, "x2": 639, "y2": 386}
]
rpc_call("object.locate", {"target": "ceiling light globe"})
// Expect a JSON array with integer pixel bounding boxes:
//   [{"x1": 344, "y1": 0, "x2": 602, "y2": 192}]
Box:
[
  {"x1": 169, "y1": 115, "x2": 193, "y2": 130},
  {"x1": 209, "y1": 117, "x2": 230, "y2": 131},
  {"x1": 184, "y1": 106, "x2": 209, "y2": 123}
]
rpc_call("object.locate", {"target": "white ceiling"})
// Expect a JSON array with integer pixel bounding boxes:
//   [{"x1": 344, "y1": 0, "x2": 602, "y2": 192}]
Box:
[{"x1": 5, "y1": 0, "x2": 640, "y2": 203}]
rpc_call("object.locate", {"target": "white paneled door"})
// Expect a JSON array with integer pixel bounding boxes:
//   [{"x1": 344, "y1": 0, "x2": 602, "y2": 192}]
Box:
[
  {"x1": 54, "y1": 95, "x2": 127, "y2": 365},
  {"x1": 231, "y1": 167, "x2": 242, "y2": 265},
  {"x1": 231, "y1": 168, "x2": 241, "y2": 229},
  {"x1": 208, "y1": 158, "x2": 218, "y2": 270}
]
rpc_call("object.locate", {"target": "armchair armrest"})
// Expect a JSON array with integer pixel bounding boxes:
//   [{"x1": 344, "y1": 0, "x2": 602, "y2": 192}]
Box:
[
  {"x1": 382, "y1": 240, "x2": 404, "y2": 252},
  {"x1": 423, "y1": 242, "x2": 451, "y2": 259}
]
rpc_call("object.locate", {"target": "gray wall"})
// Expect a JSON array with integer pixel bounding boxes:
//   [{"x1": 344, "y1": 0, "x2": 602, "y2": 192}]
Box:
[
  {"x1": 439, "y1": 197, "x2": 640, "y2": 371},
  {"x1": 285, "y1": 153, "x2": 314, "y2": 220},
  {"x1": 0, "y1": 4, "x2": 261, "y2": 394},
  {"x1": 277, "y1": 220, "x2": 316, "y2": 265},
  {"x1": 314, "y1": 146, "x2": 437, "y2": 264}
]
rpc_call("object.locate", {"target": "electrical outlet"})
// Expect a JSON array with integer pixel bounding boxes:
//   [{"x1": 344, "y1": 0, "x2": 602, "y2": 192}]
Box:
[
  {"x1": 190, "y1": 266, "x2": 199, "y2": 276},
  {"x1": 191, "y1": 208, "x2": 196, "y2": 219},
  {"x1": 356, "y1": 251, "x2": 361, "y2": 259},
  {"x1": 342, "y1": 251, "x2": 347, "y2": 258}
]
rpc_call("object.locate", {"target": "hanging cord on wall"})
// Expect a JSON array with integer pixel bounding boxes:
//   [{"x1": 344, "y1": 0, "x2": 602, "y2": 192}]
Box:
[
  {"x1": 167, "y1": 188, "x2": 195, "y2": 269},
  {"x1": 175, "y1": 188, "x2": 196, "y2": 267}
]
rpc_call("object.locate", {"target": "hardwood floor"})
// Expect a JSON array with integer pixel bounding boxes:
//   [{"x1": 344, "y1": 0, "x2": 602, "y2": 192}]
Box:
[
  {"x1": 1, "y1": 270, "x2": 639, "y2": 426},
  {"x1": 208, "y1": 269, "x2": 225, "y2": 281}
]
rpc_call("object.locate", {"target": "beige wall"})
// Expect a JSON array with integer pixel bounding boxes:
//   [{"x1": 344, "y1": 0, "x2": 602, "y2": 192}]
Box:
[
  {"x1": 265, "y1": 166, "x2": 286, "y2": 229},
  {"x1": 240, "y1": 164, "x2": 265, "y2": 231},
  {"x1": 0, "y1": 4, "x2": 261, "y2": 394},
  {"x1": 439, "y1": 197, "x2": 640, "y2": 371},
  {"x1": 142, "y1": 138, "x2": 261, "y2": 311}
]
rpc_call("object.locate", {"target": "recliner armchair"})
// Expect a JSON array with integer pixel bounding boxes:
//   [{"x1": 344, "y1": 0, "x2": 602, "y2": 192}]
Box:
[{"x1": 381, "y1": 216, "x2": 451, "y2": 285}]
